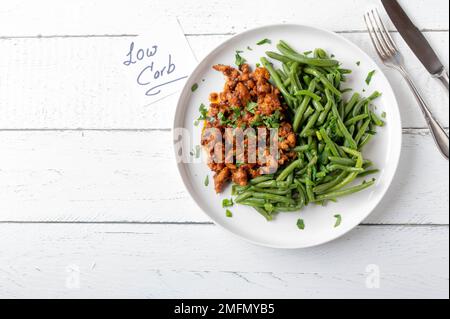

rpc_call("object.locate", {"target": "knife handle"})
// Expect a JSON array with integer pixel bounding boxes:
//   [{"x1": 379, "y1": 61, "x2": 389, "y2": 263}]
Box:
[
  {"x1": 436, "y1": 70, "x2": 449, "y2": 91},
  {"x1": 398, "y1": 66, "x2": 449, "y2": 160}
]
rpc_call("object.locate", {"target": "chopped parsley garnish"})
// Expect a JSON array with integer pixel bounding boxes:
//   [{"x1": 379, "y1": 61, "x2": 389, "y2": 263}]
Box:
[
  {"x1": 356, "y1": 61, "x2": 361, "y2": 66},
  {"x1": 191, "y1": 83, "x2": 199, "y2": 92},
  {"x1": 198, "y1": 103, "x2": 208, "y2": 120},
  {"x1": 218, "y1": 112, "x2": 231, "y2": 125},
  {"x1": 256, "y1": 38, "x2": 271, "y2": 45},
  {"x1": 297, "y1": 219, "x2": 305, "y2": 230},
  {"x1": 255, "y1": 63, "x2": 261, "y2": 68},
  {"x1": 381, "y1": 111, "x2": 387, "y2": 118},
  {"x1": 225, "y1": 209, "x2": 233, "y2": 218},
  {"x1": 262, "y1": 110, "x2": 281, "y2": 128},
  {"x1": 247, "y1": 46, "x2": 253, "y2": 51},
  {"x1": 235, "y1": 51, "x2": 246, "y2": 67},
  {"x1": 334, "y1": 214, "x2": 342, "y2": 228},
  {"x1": 222, "y1": 198, "x2": 234, "y2": 208},
  {"x1": 365, "y1": 70, "x2": 376, "y2": 85},
  {"x1": 246, "y1": 101, "x2": 258, "y2": 114},
  {"x1": 204, "y1": 175, "x2": 209, "y2": 187},
  {"x1": 231, "y1": 106, "x2": 242, "y2": 119}
]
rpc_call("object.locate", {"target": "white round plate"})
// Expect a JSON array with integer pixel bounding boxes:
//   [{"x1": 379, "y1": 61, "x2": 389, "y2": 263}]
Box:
[{"x1": 173, "y1": 24, "x2": 402, "y2": 249}]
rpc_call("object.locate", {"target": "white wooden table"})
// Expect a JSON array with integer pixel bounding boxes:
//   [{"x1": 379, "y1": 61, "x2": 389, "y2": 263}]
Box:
[{"x1": 0, "y1": 0, "x2": 448, "y2": 299}]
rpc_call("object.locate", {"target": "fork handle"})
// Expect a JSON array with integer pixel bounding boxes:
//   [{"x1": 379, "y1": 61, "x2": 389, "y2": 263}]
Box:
[{"x1": 398, "y1": 66, "x2": 449, "y2": 160}]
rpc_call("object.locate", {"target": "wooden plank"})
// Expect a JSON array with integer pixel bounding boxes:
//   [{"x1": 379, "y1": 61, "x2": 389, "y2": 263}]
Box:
[
  {"x1": 0, "y1": 129, "x2": 448, "y2": 224},
  {"x1": 0, "y1": 32, "x2": 448, "y2": 129},
  {"x1": 0, "y1": 0, "x2": 447, "y2": 37},
  {"x1": 0, "y1": 223, "x2": 447, "y2": 298}
]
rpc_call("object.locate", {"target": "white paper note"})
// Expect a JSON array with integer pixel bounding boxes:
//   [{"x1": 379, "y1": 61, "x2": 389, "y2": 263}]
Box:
[{"x1": 121, "y1": 20, "x2": 197, "y2": 106}]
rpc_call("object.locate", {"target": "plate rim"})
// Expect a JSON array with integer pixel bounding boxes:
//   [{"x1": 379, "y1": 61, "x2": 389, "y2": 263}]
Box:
[{"x1": 172, "y1": 23, "x2": 403, "y2": 249}]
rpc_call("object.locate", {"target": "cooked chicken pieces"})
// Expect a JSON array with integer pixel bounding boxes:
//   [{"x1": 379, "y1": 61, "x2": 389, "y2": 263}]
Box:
[{"x1": 201, "y1": 63, "x2": 297, "y2": 193}]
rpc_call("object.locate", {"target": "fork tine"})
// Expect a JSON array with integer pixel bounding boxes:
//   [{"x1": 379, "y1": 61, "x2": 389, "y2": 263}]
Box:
[
  {"x1": 369, "y1": 10, "x2": 391, "y2": 57},
  {"x1": 364, "y1": 12, "x2": 386, "y2": 60},
  {"x1": 372, "y1": 9, "x2": 398, "y2": 54}
]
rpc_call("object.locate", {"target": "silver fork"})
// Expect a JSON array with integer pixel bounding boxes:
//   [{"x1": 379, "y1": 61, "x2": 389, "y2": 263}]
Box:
[{"x1": 364, "y1": 9, "x2": 449, "y2": 160}]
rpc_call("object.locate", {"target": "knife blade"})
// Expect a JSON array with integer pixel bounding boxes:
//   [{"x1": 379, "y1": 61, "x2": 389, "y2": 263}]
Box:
[{"x1": 381, "y1": 0, "x2": 448, "y2": 82}]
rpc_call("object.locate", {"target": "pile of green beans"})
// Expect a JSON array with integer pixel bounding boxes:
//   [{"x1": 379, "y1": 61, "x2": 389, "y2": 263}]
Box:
[{"x1": 233, "y1": 41, "x2": 384, "y2": 221}]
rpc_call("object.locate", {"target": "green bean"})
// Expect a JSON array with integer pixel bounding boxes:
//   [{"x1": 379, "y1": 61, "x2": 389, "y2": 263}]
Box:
[
  {"x1": 302, "y1": 106, "x2": 315, "y2": 123},
  {"x1": 329, "y1": 157, "x2": 372, "y2": 167},
  {"x1": 355, "y1": 119, "x2": 371, "y2": 145},
  {"x1": 276, "y1": 159, "x2": 303, "y2": 182},
  {"x1": 312, "y1": 171, "x2": 347, "y2": 194},
  {"x1": 232, "y1": 184, "x2": 251, "y2": 195},
  {"x1": 312, "y1": 99, "x2": 325, "y2": 112},
  {"x1": 276, "y1": 69, "x2": 287, "y2": 81},
  {"x1": 235, "y1": 191, "x2": 254, "y2": 203},
  {"x1": 345, "y1": 114, "x2": 369, "y2": 126},
  {"x1": 252, "y1": 192, "x2": 292, "y2": 204},
  {"x1": 370, "y1": 111, "x2": 385, "y2": 127},
  {"x1": 314, "y1": 48, "x2": 328, "y2": 59},
  {"x1": 305, "y1": 167, "x2": 315, "y2": 202},
  {"x1": 293, "y1": 145, "x2": 310, "y2": 152},
  {"x1": 300, "y1": 111, "x2": 320, "y2": 137},
  {"x1": 352, "y1": 91, "x2": 381, "y2": 117},
  {"x1": 327, "y1": 147, "x2": 363, "y2": 192},
  {"x1": 331, "y1": 103, "x2": 357, "y2": 149},
  {"x1": 254, "y1": 207, "x2": 273, "y2": 221},
  {"x1": 250, "y1": 175, "x2": 274, "y2": 185},
  {"x1": 327, "y1": 164, "x2": 365, "y2": 173},
  {"x1": 256, "y1": 180, "x2": 278, "y2": 188},
  {"x1": 289, "y1": 62, "x2": 302, "y2": 92},
  {"x1": 252, "y1": 187, "x2": 291, "y2": 195},
  {"x1": 358, "y1": 169, "x2": 379, "y2": 178},
  {"x1": 295, "y1": 90, "x2": 321, "y2": 101},
  {"x1": 304, "y1": 67, "x2": 342, "y2": 97},
  {"x1": 358, "y1": 133, "x2": 374, "y2": 150},
  {"x1": 277, "y1": 45, "x2": 340, "y2": 67},
  {"x1": 319, "y1": 128, "x2": 340, "y2": 157},
  {"x1": 314, "y1": 179, "x2": 375, "y2": 201},
  {"x1": 317, "y1": 101, "x2": 332, "y2": 125},
  {"x1": 293, "y1": 79, "x2": 317, "y2": 132},
  {"x1": 266, "y1": 51, "x2": 293, "y2": 63},
  {"x1": 260, "y1": 57, "x2": 294, "y2": 106},
  {"x1": 239, "y1": 198, "x2": 266, "y2": 207},
  {"x1": 274, "y1": 205, "x2": 303, "y2": 212}
]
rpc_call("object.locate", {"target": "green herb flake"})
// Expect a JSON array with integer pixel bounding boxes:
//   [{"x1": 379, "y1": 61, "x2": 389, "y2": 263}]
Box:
[
  {"x1": 255, "y1": 63, "x2": 261, "y2": 68},
  {"x1": 198, "y1": 103, "x2": 208, "y2": 121},
  {"x1": 334, "y1": 214, "x2": 342, "y2": 228},
  {"x1": 297, "y1": 219, "x2": 305, "y2": 230},
  {"x1": 356, "y1": 61, "x2": 361, "y2": 66},
  {"x1": 191, "y1": 83, "x2": 199, "y2": 92},
  {"x1": 204, "y1": 175, "x2": 209, "y2": 187},
  {"x1": 225, "y1": 209, "x2": 233, "y2": 218},
  {"x1": 222, "y1": 198, "x2": 234, "y2": 208},
  {"x1": 365, "y1": 70, "x2": 376, "y2": 85},
  {"x1": 256, "y1": 38, "x2": 271, "y2": 46},
  {"x1": 247, "y1": 46, "x2": 253, "y2": 51},
  {"x1": 381, "y1": 111, "x2": 387, "y2": 118},
  {"x1": 246, "y1": 101, "x2": 258, "y2": 114},
  {"x1": 235, "y1": 51, "x2": 246, "y2": 67},
  {"x1": 303, "y1": 51, "x2": 313, "y2": 56}
]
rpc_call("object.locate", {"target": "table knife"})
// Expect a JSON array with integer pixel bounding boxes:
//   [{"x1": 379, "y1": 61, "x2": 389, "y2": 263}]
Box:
[{"x1": 381, "y1": 0, "x2": 449, "y2": 90}]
